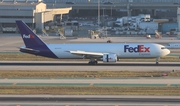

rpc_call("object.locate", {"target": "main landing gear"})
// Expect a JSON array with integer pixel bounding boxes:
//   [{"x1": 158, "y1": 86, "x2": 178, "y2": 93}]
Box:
[{"x1": 88, "y1": 58, "x2": 98, "y2": 65}]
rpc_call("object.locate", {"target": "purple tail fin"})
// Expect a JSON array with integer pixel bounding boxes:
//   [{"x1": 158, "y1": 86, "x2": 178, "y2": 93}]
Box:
[
  {"x1": 16, "y1": 20, "x2": 57, "y2": 58},
  {"x1": 16, "y1": 20, "x2": 46, "y2": 48}
]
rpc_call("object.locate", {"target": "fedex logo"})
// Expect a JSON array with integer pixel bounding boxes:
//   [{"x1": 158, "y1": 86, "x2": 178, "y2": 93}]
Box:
[
  {"x1": 23, "y1": 34, "x2": 34, "y2": 39},
  {"x1": 124, "y1": 45, "x2": 150, "y2": 53}
]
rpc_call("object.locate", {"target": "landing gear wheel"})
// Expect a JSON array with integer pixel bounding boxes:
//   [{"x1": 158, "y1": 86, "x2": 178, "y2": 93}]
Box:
[
  {"x1": 156, "y1": 57, "x2": 159, "y2": 65},
  {"x1": 95, "y1": 61, "x2": 98, "y2": 64},
  {"x1": 88, "y1": 61, "x2": 93, "y2": 65},
  {"x1": 88, "y1": 61, "x2": 98, "y2": 65},
  {"x1": 156, "y1": 62, "x2": 159, "y2": 65}
]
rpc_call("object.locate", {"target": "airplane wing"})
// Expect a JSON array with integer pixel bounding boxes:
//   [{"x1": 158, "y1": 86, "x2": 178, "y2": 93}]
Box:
[{"x1": 67, "y1": 50, "x2": 104, "y2": 58}]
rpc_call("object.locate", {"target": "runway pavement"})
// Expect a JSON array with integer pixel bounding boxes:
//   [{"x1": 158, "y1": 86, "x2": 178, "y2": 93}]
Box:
[
  {"x1": 0, "y1": 77, "x2": 179, "y2": 105},
  {"x1": 0, "y1": 95, "x2": 180, "y2": 106},
  {"x1": 0, "y1": 61, "x2": 179, "y2": 71},
  {"x1": 1, "y1": 61, "x2": 180, "y2": 66},
  {"x1": 1, "y1": 96, "x2": 180, "y2": 103},
  {"x1": 0, "y1": 78, "x2": 180, "y2": 87},
  {"x1": 1, "y1": 103, "x2": 179, "y2": 106}
]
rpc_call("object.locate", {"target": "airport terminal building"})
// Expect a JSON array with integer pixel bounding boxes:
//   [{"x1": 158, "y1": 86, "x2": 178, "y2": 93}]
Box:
[
  {"x1": 0, "y1": 0, "x2": 180, "y2": 33},
  {"x1": 0, "y1": 0, "x2": 71, "y2": 33}
]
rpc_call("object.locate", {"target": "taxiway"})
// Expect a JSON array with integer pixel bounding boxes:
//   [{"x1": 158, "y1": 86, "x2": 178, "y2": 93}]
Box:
[{"x1": 0, "y1": 61, "x2": 179, "y2": 71}]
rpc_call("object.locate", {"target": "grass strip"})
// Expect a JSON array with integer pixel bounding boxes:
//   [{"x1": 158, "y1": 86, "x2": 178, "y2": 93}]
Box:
[
  {"x1": 0, "y1": 86, "x2": 180, "y2": 95},
  {"x1": 0, "y1": 53, "x2": 180, "y2": 61},
  {"x1": 0, "y1": 71, "x2": 179, "y2": 78}
]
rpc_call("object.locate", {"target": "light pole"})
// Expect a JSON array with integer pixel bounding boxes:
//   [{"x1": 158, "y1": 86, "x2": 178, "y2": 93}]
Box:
[
  {"x1": 111, "y1": 6, "x2": 112, "y2": 17},
  {"x1": 54, "y1": 0, "x2": 56, "y2": 8},
  {"x1": 103, "y1": 8, "x2": 105, "y2": 27},
  {"x1": 52, "y1": 4, "x2": 54, "y2": 9},
  {"x1": 111, "y1": 5, "x2": 115, "y2": 18},
  {"x1": 103, "y1": 8, "x2": 105, "y2": 17},
  {"x1": 98, "y1": 0, "x2": 100, "y2": 28}
]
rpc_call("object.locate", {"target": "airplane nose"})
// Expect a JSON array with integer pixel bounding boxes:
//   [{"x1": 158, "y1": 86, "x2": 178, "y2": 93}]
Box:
[{"x1": 164, "y1": 49, "x2": 170, "y2": 56}]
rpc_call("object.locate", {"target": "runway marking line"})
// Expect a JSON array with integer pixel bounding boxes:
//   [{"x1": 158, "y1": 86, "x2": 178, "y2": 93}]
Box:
[
  {"x1": 90, "y1": 83, "x2": 94, "y2": 86},
  {"x1": 140, "y1": 77, "x2": 146, "y2": 79},
  {"x1": 167, "y1": 84, "x2": 171, "y2": 87},
  {"x1": 13, "y1": 82, "x2": 17, "y2": 86}
]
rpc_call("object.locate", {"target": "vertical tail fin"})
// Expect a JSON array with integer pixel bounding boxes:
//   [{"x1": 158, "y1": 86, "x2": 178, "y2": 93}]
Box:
[
  {"x1": 16, "y1": 20, "x2": 46, "y2": 48},
  {"x1": 16, "y1": 20, "x2": 57, "y2": 58}
]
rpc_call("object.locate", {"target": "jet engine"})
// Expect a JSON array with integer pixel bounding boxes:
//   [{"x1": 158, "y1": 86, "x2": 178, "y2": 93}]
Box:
[{"x1": 103, "y1": 54, "x2": 117, "y2": 62}]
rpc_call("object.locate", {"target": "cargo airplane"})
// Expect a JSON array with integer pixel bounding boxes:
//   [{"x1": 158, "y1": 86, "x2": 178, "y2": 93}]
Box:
[{"x1": 16, "y1": 20, "x2": 170, "y2": 65}]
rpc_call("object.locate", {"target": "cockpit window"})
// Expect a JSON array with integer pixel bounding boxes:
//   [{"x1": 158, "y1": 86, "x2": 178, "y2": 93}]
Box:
[{"x1": 161, "y1": 47, "x2": 166, "y2": 49}]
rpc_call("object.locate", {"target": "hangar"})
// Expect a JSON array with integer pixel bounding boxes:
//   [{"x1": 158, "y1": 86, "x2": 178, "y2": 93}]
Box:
[{"x1": 0, "y1": 0, "x2": 72, "y2": 33}]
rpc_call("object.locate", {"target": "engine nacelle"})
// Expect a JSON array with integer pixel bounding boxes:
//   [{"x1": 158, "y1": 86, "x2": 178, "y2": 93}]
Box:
[{"x1": 103, "y1": 54, "x2": 117, "y2": 62}]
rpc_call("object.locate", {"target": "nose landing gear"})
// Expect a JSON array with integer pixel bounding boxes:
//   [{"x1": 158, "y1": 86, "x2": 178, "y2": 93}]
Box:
[{"x1": 156, "y1": 57, "x2": 160, "y2": 65}]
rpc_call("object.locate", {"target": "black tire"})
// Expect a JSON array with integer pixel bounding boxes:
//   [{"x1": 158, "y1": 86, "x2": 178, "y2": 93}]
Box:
[
  {"x1": 88, "y1": 61, "x2": 92, "y2": 65},
  {"x1": 88, "y1": 61, "x2": 97, "y2": 65},
  {"x1": 156, "y1": 62, "x2": 159, "y2": 65}
]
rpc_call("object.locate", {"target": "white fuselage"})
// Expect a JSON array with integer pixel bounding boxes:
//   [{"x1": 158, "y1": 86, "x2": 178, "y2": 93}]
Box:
[{"x1": 47, "y1": 43, "x2": 170, "y2": 59}]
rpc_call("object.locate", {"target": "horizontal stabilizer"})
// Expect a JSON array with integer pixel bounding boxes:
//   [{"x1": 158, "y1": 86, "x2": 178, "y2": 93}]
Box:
[{"x1": 20, "y1": 47, "x2": 40, "y2": 54}]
